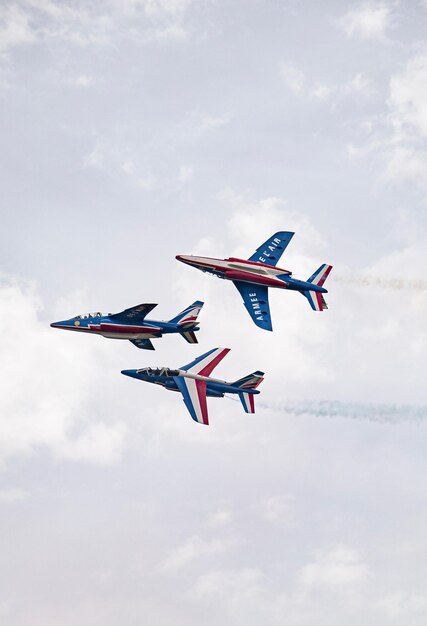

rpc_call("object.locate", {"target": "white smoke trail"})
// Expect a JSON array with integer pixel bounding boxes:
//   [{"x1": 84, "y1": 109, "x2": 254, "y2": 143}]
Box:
[
  {"x1": 333, "y1": 272, "x2": 427, "y2": 291},
  {"x1": 259, "y1": 400, "x2": 427, "y2": 424}
]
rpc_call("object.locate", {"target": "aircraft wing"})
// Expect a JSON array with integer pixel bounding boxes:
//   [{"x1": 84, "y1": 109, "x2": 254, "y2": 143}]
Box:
[
  {"x1": 248, "y1": 231, "x2": 294, "y2": 266},
  {"x1": 233, "y1": 281, "x2": 272, "y2": 331},
  {"x1": 109, "y1": 303, "x2": 157, "y2": 322},
  {"x1": 173, "y1": 376, "x2": 209, "y2": 425},
  {"x1": 180, "y1": 347, "x2": 230, "y2": 376}
]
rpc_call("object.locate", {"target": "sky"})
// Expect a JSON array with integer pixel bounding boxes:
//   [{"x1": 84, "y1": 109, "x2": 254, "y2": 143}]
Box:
[{"x1": 1, "y1": 0, "x2": 427, "y2": 624}]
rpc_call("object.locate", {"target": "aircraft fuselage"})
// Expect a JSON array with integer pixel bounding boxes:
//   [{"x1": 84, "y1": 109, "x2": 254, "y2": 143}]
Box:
[
  {"x1": 50, "y1": 316, "x2": 191, "y2": 341},
  {"x1": 175, "y1": 255, "x2": 327, "y2": 294},
  {"x1": 121, "y1": 367, "x2": 260, "y2": 398}
]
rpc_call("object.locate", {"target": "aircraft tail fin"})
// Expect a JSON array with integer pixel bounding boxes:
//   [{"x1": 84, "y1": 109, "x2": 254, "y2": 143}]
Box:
[
  {"x1": 307, "y1": 264, "x2": 333, "y2": 287},
  {"x1": 169, "y1": 300, "x2": 204, "y2": 326},
  {"x1": 232, "y1": 370, "x2": 264, "y2": 390},
  {"x1": 303, "y1": 264, "x2": 332, "y2": 311},
  {"x1": 302, "y1": 291, "x2": 328, "y2": 311}
]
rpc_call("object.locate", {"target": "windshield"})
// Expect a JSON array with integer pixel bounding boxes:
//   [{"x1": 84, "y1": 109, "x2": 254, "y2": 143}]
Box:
[{"x1": 75, "y1": 312, "x2": 104, "y2": 319}]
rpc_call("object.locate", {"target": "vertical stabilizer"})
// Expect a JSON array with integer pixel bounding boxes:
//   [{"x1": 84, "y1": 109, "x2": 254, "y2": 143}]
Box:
[{"x1": 169, "y1": 301, "x2": 204, "y2": 325}]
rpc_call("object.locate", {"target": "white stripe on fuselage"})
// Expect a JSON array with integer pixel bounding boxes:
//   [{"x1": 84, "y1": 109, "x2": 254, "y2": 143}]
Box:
[
  {"x1": 182, "y1": 256, "x2": 290, "y2": 280},
  {"x1": 100, "y1": 332, "x2": 159, "y2": 339}
]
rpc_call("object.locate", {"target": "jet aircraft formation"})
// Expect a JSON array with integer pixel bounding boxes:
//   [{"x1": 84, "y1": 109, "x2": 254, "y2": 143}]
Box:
[{"x1": 52, "y1": 231, "x2": 332, "y2": 425}]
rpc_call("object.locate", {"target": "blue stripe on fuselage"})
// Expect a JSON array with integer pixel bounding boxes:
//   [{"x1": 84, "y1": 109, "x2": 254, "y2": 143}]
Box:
[
  {"x1": 281, "y1": 277, "x2": 327, "y2": 293},
  {"x1": 125, "y1": 373, "x2": 259, "y2": 397}
]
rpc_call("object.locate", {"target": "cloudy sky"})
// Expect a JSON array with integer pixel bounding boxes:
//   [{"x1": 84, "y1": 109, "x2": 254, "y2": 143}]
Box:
[{"x1": 1, "y1": 0, "x2": 427, "y2": 624}]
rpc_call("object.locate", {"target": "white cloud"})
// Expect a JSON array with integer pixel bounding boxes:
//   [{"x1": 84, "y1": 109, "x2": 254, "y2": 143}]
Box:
[
  {"x1": 377, "y1": 591, "x2": 427, "y2": 618},
  {"x1": 312, "y1": 83, "x2": 333, "y2": 101},
  {"x1": 106, "y1": 0, "x2": 196, "y2": 43},
  {"x1": 0, "y1": 277, "x2": 127, "y2": 465},
  {"x1": 177, "y1": 164, "x2": 193, "y2": 183},
  {"x1": 337, "y1": 2, "x2": 393, "y2": 40},
  {"x1": 0, "y1": 0, "x2": 195, "y2": 60},
  {"x1": 223, "y1": 190, "x2": 326, "y2": 263},
  {"x1": 0, "y1": 4, "x2": 36, "y2": 53},
  {"x1": 151, "y1": 22, "x2": 187, "y2": 40},
  {"x1": 82, "y1": 140, "x2": 106, "y2": 169},
  {"x1": 382, "y1": 54, "x2": 427, "y2": 184},
  {"x1": 389, "y1": 54, "x2": 427, "y2": 138},
  {"x1": 259, "y1": 494, "x2": 295, "y2": 524},
  {"x1": 280, "y1": 62, "x2": 305, "y2": 94},
  {"x1": 200, "y1": 113, "x2": 231, "y2": 131},
  {"x1": 207, "y1": 505, "x2": 233, "y2": 527},
  {"x1": 346, "y1": 53, "x2": 427, "y2": 186},
  {"x1": 311, "y1": 73, "x2": 373, "y2": 102},
  {"x1": 383, "y1": 145, "x2": 427, "y2": 183},
  {"x1": 297, "y1": 545, "x2": 371, "y2": 590},
  {"x1": 190, "y1": 567, "x2": 266, "y2": 601},
  {"x1": 160, "y1": 534, "x2": 229, "y2": 571},
  {"x1": 137, "y1": 172, "x2": 156, "y2": 189},
  {"x1": 282, "y1": 67, "x2": 374, "y2": 104},
  {"x1": 67, "y1": 73, "x2": 95, "y2": 87},
  {"x1": 343, "y1": 72, "x2": 373, "y2": 95},
  {"x1": 0, "y1": 488, "x2": 29, "y2": 503},
  {"x1": 142, "y1": 0, "x2": 194, "y2": 17},
  {"x1": 120, "y1": 159, "x2": 135, "y2": 174}
]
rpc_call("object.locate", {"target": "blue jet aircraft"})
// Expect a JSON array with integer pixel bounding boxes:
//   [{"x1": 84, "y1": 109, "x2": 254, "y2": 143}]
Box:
[
  {"x1": 51, "y1": 301, "x2": 203, "y2": 350},
  {"x1": 121, "y1": 347, "x2": 264, "y2": 425},
  {"x1": 176, "y1": 232, "x2": 332, "y2": 331}
]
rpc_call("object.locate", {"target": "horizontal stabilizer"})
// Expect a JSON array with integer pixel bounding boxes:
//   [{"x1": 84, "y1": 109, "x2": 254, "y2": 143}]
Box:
[
  {"x1": 130, "y1": 338, "x2": 155, "y2": 350},
  {"x1": 303, "y1": 290, "x2": 327, "y2": 312},
  {"x1": 110, "y1": 303, "x2": 157, "y2": 322},
  {"x1": 180, "y1": 330, "x2": 198, "y2": 344},
  {"x1": 238, "y1": 391, "x2": 256, "y2": 414}
]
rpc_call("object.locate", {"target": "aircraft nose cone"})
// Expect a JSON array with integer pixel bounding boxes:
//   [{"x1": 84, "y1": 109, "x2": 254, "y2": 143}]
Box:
[
  {"x1": 176, "y1": 254, "x2": 194, "y2": 264},
  {"x1": 50, "y1": 319, "x2": 75, "y2": 329},
  {"x1": 50, "y1": 320, "x2": 68, "y2": 328},
  {"x1": 121, "y1": 369, "x2": 137, "y2": 378}
]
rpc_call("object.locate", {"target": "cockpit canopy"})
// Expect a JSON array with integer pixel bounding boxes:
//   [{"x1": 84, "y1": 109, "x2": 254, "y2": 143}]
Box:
[
  {"x1": 73, "y1": 312, "x2": 105, "y2": 320},
  {"x1": 136, "y1": 367, "x2": 180, "y2": 377}
]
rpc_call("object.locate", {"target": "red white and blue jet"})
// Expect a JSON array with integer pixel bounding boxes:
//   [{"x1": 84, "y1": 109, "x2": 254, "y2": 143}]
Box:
[
  {"x1": 176, "y1": 232, "x2": 332, "y2": 331},
  {"x1": 51, "y1": 301, "x2": 203, "y2": 350},
  {"x1": 121, "y1": 347, "x2": 264, "y2": 425}
]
